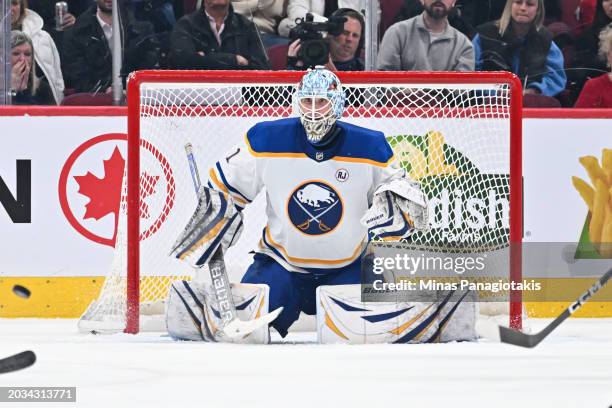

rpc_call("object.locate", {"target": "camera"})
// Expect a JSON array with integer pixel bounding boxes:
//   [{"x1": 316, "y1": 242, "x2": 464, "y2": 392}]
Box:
[{"x1": 289, "y1": 13, "x2": 346, "y2": 67}]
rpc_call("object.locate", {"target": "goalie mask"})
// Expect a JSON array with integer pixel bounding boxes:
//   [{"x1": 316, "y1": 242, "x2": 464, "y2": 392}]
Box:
[{"x1": 294, "y1": 67, "x2": 346, "y2": 145}]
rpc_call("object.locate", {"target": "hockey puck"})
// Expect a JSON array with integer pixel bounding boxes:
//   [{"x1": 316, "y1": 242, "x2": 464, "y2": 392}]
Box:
[{"x1": 12, "y1": 285, "x2": 31, "y2": 299}]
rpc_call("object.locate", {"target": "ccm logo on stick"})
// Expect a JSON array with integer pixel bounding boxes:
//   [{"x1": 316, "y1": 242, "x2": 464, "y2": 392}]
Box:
[
  {"x1": 569, "y1": 281, "x2": 603, "y2": 314},
  {"x1": 0, "y1": 160, "x2": 31, "y2": 223}
]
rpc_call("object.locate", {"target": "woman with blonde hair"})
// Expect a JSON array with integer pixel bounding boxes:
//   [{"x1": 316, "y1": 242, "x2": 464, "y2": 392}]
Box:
[
  {"x1": 10, "y1": 31, "x2": 55, "y2": 105},
  {"x1": 472, "y1": 0, "x2": 566, "y2": 96},
  {"x1": 575, "y1": 23, "x2": 612, "y2": 107},
  {"x1": 11, "y1": 0, "x2": 64, "y2": 104}
]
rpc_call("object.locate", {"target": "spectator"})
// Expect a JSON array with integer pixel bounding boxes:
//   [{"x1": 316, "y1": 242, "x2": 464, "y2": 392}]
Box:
[
  {"x1": 278, "y1": 0, "x2": 377, "y2": 38},
  {"x1": 574, "y1": 0, "x2": 612, "y2": 80},
  {"x1": 575, "y1": 23, "x2": 612, "y2": 107},
  {"x1": 10, "y1": 31, "x2": 55, "y2": 105},
  {"x1": 123, "y1": 0, "x2": 178, "y2": 69},
  {"x1": 27, "y1": 0, "x2": 90, "y2": 33},
  {"x1": 62, "y1": 0, "x2": 160, "y2": 93},
  {"x1": 169, "y1": 0, "x2": 269, "y2": 69},
  {"x1": 61, "y1": 0, "x2": 113, "y2": 93},
  {"x1": 232, "y1": 0, "x2": 288, "y2": 48},
  {"x1": 473, "y1": 0, "x2": 567, "y2": 96},
  {"x1": 11, "y1": 0, "x2": 64, "y2": 104},
  {"x1": 287, "y1": 8, "x2": 364, "y2": 71},
  {"x1": 377, "y1": 0, "x2": 474, "y2": 71},
  {"x1": 394, "y1": 0, "x2": 506, "y2": 39},
  {"x1": 127, "y1": 0, "x2": 177, "y2": 33}
]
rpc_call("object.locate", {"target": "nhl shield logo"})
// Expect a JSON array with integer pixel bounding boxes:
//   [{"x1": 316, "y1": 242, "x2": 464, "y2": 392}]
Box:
[
  {"x1": 287, "y1": 181, "x2": 343, "y2": 235},
  {"x1": 315, "y1": 152, "x2": 324, "y2": 161}
]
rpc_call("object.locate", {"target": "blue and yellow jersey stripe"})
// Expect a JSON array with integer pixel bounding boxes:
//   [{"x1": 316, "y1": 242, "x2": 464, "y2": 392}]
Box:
[{"x1": 244, "y1": 118, "x2": 394, "y2": 167}]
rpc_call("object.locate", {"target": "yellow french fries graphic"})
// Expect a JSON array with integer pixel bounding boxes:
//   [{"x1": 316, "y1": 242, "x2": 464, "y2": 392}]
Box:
[{"x1": 573, "y1": 149, "x2": 612, "y2": 258}]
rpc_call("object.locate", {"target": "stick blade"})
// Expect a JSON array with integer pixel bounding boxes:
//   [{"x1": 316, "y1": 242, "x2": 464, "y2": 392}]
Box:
[
  {"x1": 220, "y1": 307, "x2": 283, "y2": 340},
  {"x1": 0, "y1": 351, "x2": 36, "y2": 374},
  {"x1": 499, "y1": 326, "x2": 541, "y2": 348}
]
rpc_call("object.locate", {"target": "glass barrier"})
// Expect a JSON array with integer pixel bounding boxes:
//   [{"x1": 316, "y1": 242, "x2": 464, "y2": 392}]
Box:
[
  {"x1": 4, "y1": 1, "x2": 611, "y2": 107},
  {"x1": 1, "y1": 0, "x2": 10, "y2": 105}
]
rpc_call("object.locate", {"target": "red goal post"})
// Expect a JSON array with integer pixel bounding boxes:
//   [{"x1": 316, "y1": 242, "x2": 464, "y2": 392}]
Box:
[{"x1": 84, "y1": 70, "x2": 524, "y2": 335}]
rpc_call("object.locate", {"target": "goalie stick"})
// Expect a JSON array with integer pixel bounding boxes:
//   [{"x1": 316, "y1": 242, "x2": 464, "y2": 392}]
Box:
[
  {"x1": 490, "y1": 267, "x2": 612, "y2": 348},
  {"x1": 184, "y1": 143, "x2": 282, "y2": 340},
  {"x1": 0, "y1": 350, "x2": 36, "y2": 374}
]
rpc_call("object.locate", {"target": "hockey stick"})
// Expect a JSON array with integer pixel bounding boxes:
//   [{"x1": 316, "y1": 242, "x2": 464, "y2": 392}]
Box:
[
  {"x1": 0, "y1": 350, "x2": 36, "y2": 374},
  {"x1": 492, "y1": 267, "x2": 612, "y2": 348},
  {"x1": 184, "y1": 143, "x2": 282, "y2": 340}
]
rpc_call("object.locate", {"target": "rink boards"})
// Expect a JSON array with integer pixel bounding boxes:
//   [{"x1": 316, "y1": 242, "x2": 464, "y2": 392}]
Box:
[{"x1": 0, "y1": 107, "x2": 611, "y2": 318}]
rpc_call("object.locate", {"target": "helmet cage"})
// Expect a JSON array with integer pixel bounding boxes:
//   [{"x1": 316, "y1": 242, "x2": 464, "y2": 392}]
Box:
[{"x1": 293, "y1": 68, "x2": 346, "y2": 144}]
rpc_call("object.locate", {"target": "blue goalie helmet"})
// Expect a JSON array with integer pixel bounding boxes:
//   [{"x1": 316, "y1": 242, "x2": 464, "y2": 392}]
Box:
[{"x1": 293, "y1": 67, "x2": 346, "y2": 144}]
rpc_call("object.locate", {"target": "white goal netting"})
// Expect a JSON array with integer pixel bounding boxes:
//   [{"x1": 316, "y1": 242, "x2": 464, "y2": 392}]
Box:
[{"x1": 78, "y1": 71, "x2": 522, "y2": 334}]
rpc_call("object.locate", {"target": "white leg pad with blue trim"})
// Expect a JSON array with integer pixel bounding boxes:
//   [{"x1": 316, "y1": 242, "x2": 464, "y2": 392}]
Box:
[
  {"x1": 316, "y1": 284, "x2": 477, "y2": 344},
  {"x1": 166, "y1": 281, "x2": 271, "y2": 344}
]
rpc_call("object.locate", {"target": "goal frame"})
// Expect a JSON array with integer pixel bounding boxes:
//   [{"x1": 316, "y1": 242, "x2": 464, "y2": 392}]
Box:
[{"x1": 126, "y1": 70, "x2": 523, "y2": 334}]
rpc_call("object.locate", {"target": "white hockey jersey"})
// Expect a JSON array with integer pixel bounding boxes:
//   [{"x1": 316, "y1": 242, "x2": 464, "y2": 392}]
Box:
[{"x1": 205, "y1": 117, "x2": 404, "y2": 273}]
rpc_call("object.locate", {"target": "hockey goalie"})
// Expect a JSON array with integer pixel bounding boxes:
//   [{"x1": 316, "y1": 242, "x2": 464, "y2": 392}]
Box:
[{"x1": 167, "y1": 67, "x2": 477, "y2": 344}]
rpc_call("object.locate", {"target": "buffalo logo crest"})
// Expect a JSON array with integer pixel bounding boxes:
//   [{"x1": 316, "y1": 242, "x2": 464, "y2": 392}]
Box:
[{"x1": 287, "y1": 181, "x2": 343, "y2": 235}]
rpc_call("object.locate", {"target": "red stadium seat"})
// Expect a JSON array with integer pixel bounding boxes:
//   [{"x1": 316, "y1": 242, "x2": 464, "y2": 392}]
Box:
[
  {"x1": 380, "y1": 0, "x2": 404, "y2": 38},
  {"x1": 523, "y1": 94, "x2": 562, "y2": 108},
  {"x1": 560, "y1": 0, "x2": 581, "y2": 31},
  {"x1": 267, "y1": 43, "x2": 289, "y2": 70},
  {"x1": 61, "y1": 92, "x2": 114, "y2": 106}
]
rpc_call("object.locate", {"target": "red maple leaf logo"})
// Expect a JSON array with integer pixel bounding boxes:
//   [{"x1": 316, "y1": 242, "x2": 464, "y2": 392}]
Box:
[
  {"x1": 74, "y1": 147, "x2": 160, "y2": 223},
  {"x1": 75, "y1": 147, "x2": 125, "y2": 221}
]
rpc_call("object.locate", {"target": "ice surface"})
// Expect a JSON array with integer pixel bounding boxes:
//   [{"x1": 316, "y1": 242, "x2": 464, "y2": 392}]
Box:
[{"x1": 1, "y1": 318, "x2": 611, "y2": 408}]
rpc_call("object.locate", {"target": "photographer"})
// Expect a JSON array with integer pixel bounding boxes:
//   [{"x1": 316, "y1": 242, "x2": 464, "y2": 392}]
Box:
[{"x1": 287, "y1": 8, "x2": 364, "y2": 71}]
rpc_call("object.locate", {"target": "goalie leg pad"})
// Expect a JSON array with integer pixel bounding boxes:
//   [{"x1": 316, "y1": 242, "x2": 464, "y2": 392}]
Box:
[
  {"x1": 316, "y1": 284, "x2": 477, "y2": 344},
  {"x1": 166, "y1": 280, "x2": 271, "y2": 344}
]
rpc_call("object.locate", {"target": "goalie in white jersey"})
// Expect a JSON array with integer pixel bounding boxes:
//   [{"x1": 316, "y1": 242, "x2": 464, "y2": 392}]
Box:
[{"x1": 176, "y1": 67, "x2": 428, "y2": 338}]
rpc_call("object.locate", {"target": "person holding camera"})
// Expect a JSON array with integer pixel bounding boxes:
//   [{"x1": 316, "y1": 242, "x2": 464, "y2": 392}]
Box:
[
  {"x1": 277, "y1": 0, "x2": 376, "y2": 37},
  {"x1": 287, "y1": 8, "x2": 364, "y2": 71}
]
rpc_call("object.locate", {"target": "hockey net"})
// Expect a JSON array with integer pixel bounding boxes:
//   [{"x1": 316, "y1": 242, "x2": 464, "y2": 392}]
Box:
[{"x1": 78, "y1": 70, "x2": 523, "y2": 334}]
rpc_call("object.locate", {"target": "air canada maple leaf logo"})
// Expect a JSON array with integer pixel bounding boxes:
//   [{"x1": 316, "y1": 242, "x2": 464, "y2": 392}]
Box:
[
  {"x1": 74, "y1": 147, "x2": 126, "y2": 221},
  {"x1": 59, "y1": 133, "x2": 175, "y2": 247},
  {"x1": 73, "y1": 147, "x2": 159, "y2": 222}
]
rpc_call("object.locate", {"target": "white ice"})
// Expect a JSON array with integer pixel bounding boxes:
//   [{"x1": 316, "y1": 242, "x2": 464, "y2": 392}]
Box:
[{"x1": 1, "y1": 318, "x2": 612, "y2": 408}]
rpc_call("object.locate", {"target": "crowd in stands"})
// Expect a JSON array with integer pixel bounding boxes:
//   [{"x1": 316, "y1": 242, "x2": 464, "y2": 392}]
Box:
[
  {"x1": 378, "y1": 0, "x2": 474, "y2": 71},
  {"x1": 473, "y1": 0, "x2": 566, "y2": 97},
  {"x1": 7, "y1": 0, "x2": 612, "y2": 108}
]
